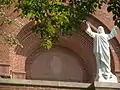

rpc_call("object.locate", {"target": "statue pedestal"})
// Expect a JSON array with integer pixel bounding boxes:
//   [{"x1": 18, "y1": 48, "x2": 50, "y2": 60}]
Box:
[
  {"x1": 97, "y1": 73, "x2": 118, "y2": 83},
  {"x1": 92, "y1": 82, "x2": 120, "y2": 90}
]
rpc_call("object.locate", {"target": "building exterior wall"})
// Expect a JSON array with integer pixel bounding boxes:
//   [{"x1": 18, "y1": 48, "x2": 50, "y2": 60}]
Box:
[{"x1": 0, "y1": 4, "x2": 120, "y2": 82}]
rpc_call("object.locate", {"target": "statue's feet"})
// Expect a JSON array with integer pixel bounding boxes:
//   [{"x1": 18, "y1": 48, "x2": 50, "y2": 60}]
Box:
[{"x1": 98, "y1": 73, "x2": 118, "y2": 83}]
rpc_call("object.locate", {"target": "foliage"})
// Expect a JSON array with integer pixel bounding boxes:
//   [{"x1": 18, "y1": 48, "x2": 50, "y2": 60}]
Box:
[
  {"x1": 0, "y1": 0, "x2": 12, "y2": 25},
  {"x1": 107, "y1": 0, "x2": 120, "y2": 28},
  {"x1": 0, "y1": 0, "x2": 120, "y2": 49},
  {"x1": 16, "y1": 0, "x2": 107, "y2": 49},
  {"x1": 0, "y1": 0, "x2": 23, "y2": 47}
]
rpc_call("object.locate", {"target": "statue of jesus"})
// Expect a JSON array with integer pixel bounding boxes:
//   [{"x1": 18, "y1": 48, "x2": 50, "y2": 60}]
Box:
[{"x1": 85, "y1": 22, "x2": 118, "y2": 83}]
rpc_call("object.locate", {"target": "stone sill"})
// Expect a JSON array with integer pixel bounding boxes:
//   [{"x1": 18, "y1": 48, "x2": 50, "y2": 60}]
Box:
[{"x1": 0, "y1": 79, "x2": 120, "y2": 89}]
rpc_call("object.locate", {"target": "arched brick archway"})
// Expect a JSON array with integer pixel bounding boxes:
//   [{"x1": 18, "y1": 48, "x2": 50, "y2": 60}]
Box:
[
  {"x1": 13, "y1": 15, "x2": 120, "y2": 82},
  {"x1": 15, "y1": 21, "x2": 96, "y2": 82}
]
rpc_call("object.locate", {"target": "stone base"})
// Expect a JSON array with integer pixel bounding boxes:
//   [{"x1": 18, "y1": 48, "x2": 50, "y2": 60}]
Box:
[
  {"x1": 88, "y1": 82, "x2": 120, "y2": 90},
  {"x1": 0, "y1": 79, "x2": 120, "y2": 90}
]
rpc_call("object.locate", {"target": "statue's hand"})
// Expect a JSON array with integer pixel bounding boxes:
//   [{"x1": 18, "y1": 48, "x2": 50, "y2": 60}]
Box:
[
  {"x1": 114, "y1": 26, "x2": 119, "y2": 30},
  {"x1": 86, "y1": 21, "x2": 90, "y2": 27},
  {"x1": 81, "y1": 21, "x2": 88, "y2": 31},
  {"x1": 114, "y1": 26, "x2": 120, "y2": 35}
]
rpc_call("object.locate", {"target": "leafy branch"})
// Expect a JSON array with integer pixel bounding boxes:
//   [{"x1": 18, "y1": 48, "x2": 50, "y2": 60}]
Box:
[
  {"x1": 0, "y1": 0, "x2": 23, "y2": 47},
  {"x1": 15, "y1": 0, "x2": 107, "y2": 49}
]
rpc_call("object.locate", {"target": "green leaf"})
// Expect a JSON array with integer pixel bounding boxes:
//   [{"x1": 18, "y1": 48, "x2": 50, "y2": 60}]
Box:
[
  {"x1": 15, "y1": 0, "x2": 108, "y2": 49},
  {"x1": 107, "y1": 6, "x2": 112, "y2": 12}
]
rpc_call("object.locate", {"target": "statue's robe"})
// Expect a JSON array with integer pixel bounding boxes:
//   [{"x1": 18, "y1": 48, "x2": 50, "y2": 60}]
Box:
[{"x1": 85, "y1": 25, "x2": 118, "y2": 82}]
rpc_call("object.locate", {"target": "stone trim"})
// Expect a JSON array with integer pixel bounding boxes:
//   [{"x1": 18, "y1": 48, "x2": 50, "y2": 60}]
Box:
[
  {"x1": 11, "y1": 71, "x2": 26, "y2": 74},
  {"x1": 0, "y1": 63, "x2": 10, "y2": 66},
  {"x1": 0, "y1": 79, "x2": 120, "y2": 89},
  {"x1": 11, "y1": 71, "x2": 26, "y2": 79}
]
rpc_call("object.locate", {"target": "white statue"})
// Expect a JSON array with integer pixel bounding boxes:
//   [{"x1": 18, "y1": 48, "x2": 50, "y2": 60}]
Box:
[{"x1": 85, "y1": 22, "x2": 118, "y2": 83}]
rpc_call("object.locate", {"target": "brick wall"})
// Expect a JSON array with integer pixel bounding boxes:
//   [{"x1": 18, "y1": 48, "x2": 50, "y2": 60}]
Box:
[{"x1": 0, "y1": 4, "x2": 120, "y2": 82}]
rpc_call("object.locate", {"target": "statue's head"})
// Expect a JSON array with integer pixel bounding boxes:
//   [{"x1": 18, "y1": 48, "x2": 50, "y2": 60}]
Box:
[{"x1": 97, "y1": 26, "x2": 105, "y2": 34}]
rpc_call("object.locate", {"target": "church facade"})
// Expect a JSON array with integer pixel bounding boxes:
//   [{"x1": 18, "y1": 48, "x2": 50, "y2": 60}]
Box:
[{"x1": 0, "y1": 4, "x2": 120, "y2": 83}]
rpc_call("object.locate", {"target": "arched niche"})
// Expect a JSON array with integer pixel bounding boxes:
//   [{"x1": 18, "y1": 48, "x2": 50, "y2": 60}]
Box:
[{"x1": 25, "y1": 46, "x2": 88, "y2": 82}]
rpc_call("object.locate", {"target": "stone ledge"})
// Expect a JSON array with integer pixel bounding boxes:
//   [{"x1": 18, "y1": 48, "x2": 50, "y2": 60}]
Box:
[
  {"x1": 94, "y1": 81, "x2": 120, "y2": 89},
  {"x1": 0, "y1": 79, "x2": 90, "y2": 89},
  {"x1": 0, "y1": 79, "x2": 120, "y2": 90}
]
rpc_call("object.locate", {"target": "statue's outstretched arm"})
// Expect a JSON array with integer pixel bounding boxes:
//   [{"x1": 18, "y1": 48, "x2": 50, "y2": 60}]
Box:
[
  {"x1": 85, "y1": 22, "x2": 96, "y2": 38},
  {"x1": 107, "y1": 26, "x2": 118, "y2": 40}
]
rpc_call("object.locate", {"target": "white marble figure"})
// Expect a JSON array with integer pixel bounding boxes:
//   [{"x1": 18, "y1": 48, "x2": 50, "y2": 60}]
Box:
[{"x1": 85, "y1": 22, "x2": 118, "y2": 83}]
